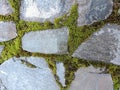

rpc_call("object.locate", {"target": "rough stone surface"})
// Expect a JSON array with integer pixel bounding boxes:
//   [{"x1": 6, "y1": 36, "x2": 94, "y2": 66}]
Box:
[
  {"x1": 56, "y1": 62, "x2": 66, "y2": 87},
  {"x1": 73, "y1": 24, "x2": 120, "y2": 65},
  {"x1": 0, "y1": 46, "x2": 4, "y2": 55},
  {"x1": 20, "y1": 0, "x2": 75, "y2": 22},
  {"x1": 22, "y1": 27, "x2": 69, "y2": 54},
  {"x1": 0, "y1": 22, "x2": 17, "y2": 42},
  {"x1": 77, "y1": 0, "x2": 113, "y2": 26},
  {"x1": 0, "y1": 0, "x2": 13, "y2": 15},
  {"x1": 0, "y1": 56, "x2": 60, "y2": 90},
  {"x1": 69, "y1": 66, "x2": 113, "y2": 90}
]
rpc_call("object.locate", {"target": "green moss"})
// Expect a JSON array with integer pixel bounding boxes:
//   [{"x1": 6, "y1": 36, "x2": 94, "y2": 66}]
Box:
[{"x1": 0, "y1": 0, "x2": 120, "y2": 90}]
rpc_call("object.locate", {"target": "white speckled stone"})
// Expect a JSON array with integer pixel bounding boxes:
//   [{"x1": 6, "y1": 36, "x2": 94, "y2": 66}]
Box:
[
  {"x1": 20, "y1": 0, "x2": 75, "y2": 22},
  {"x1": 73, "y1": 24, "x2": 120, "y2": 65},
  {"x1": 77, "y1": 0, "x2": 113, "y2": 26},
  {"x1": 0, "y1": 57, "x2": 60, "y2": 90},
  {"x1": 0, "y1": 46, "x2": 4, "y2": 55},
  {"x1": 0, "y1": 0, "x2": 13, "y2": 15},
  {"x1": 69, "y1": 66, "x2": 113, "y2": 90},
  {"x1": 22, "y1": 27, "x2": 69, "y2": 54},
  {"x1": 0, "y1": 22, "x2": 17, "y2": 42},
  {"x1": 56, "y1": 62, "x2": 66, "y2": 87}
]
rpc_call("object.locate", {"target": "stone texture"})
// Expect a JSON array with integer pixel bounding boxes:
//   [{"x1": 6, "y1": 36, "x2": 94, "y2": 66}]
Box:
[
  {"x1": 0, "y1": 56, "x2": 60, "y2": 90},
  {"x1": 0, "y1": 45, "x2": 4, "y2": 55},
  {"x1": 77, "y1": 0, "x2": 113, "y2": 26},
  {"x1": 20, "y1": 0, "x2": 75, "y2": 22},
  {"x1": 0, "y1": 0, "x2": 13, "y2": 15},
  {"x1": 72, "y1": 24, "x2": 120, "y2": 65},
  {"x1": 56, "y1": 62, "x2": 66, "y2": 87},
  {"x1": 22, "y1": 27, "x2": 69, "y2": 54},
  {"x1": 0, "y1": 22, "x2": 17, "y2": 42},
  {"x1": 69, "y1": 66, "x2": 113, "y2": 90}
]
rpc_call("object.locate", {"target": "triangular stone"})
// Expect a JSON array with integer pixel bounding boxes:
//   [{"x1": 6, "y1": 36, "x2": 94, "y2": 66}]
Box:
[{"x1": 73, "y1": 24, "x2": 120, "y2": 65}]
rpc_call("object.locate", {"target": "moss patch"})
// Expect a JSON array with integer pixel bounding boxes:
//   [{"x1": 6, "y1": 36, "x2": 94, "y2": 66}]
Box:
[{"x1": 0, "y1": 0, "x2": 120, "y2": 90}]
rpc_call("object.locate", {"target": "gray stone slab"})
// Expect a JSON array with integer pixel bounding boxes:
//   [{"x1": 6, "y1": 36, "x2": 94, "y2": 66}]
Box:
[
  {"x1": 0, "y1": 21, "x2": 17, "y2": 42},
  {"x1": 20, "y1": 0, "x2": 75, "y2": 22},
  {"x1": 72, "y1": 24, "x2": 120, "y2": 65},
  {"x1": 0, "y1": 45, "x2": 4, "y2": 55},
  {"x1": 77, "y1": 0, "x2": 113, "y2": 26},
  {"x1": 69, "y1": 66, "x2": 113, "y2": 90},
  {"x1": 0, "y1": 0, "x2": 13, "y2": 15},
  {"x1": 0, "y1": 56, "x2": 60, "y2": 90},
  {"x1": 56, "y1": 62, "x2": 66, "y2": 87},
  {"x1": 22, "y1": 27, "x2": 69, "y2": 54}
]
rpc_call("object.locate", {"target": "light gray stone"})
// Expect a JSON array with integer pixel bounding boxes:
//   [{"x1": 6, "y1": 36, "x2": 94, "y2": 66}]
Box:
[
  {"x1": 0, "y1": 56, "x2": 60, "y2": 90},
  {"x1": 20, "y1": 0, "x2": 75, "y2": 22},
  {"x1": 0, "y1": 45, "x2": 4, "y2": 55},
  {"x1": 0, "y1": 0, "x2": 13, "y2": 15},
  {"x1": 73, "y1": 24, "x2": 120, "y2": 65},
  {"x1": 69, "y1": 66, "x2": 113, "y2": 90},
  {"x1": 22, "y1": 27, "x2": 69, "y2": 54},
  {"x1": 77, "y1": 0, "x2": 113, "y2": 26},
  {"x1": 56, "y1": 62, "x2": 66, "y2": 87},
  {"x1": 118, "y1": 9, "x2": 120, "y2": 14},
  {"x1": 0, "y1": 22, "x2": 17, "y2": 42}
]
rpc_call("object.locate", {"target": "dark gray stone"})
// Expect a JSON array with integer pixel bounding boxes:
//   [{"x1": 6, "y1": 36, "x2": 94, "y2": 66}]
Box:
[
  {"x1": 72, "y1": 24, "x2": 120, "y2": 65},
  {"x1": 22, "y1": 27, "x2": 69, "y2": 54},
  {"x1": 77, "y1": 0, "x2": 113, "y2": 26},
  {"x1": 0, "y1": 0, "x2": 13, "y2": 15},
  {"x1": 20, "y1": 0, "x2": 75, "y2": 22},
  {"x1": 69, "y1": 66, "x2": 113, "y2": 90},
  {"x1": 0, "y1": 57, "x2": 60, "y2": 90}
]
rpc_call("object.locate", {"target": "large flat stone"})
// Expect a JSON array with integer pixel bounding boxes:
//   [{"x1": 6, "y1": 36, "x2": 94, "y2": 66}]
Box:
[
  {"x1": 22, "y1": 27, "x2": 69, "y2": 54},
  {"x1": 56, "y1": 62, "x2": 66, "y2": 87},
  {"x1": 0, "y1": 22, "x2": 17, "y2": 42},
  {"x1": 0, "y1": 0, "x2": 13, "y2": 15},
  {"x1": 69, "y1": 66, "x2": 113, "y2": 90},
  {"x1": 72, "y1": 24, "x2": 120, "y2": 65},
  {"x1": 0, "y1": 56, "x2": 60, "y2": 90},
  {"x1": 77, "y1": 0, "x2": 113, "y2": 26},
  {"x1": 20, "y1": 0, "x2": 75, "y2": 22}
]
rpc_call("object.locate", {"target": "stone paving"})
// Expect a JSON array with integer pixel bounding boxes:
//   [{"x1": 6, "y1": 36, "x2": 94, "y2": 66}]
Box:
[{"x1": 0, "y1": 0, "x2": 120, "y2": 90}]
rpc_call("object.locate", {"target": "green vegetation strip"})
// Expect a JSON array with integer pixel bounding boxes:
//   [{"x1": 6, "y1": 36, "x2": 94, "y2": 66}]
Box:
[{"x1": 0, "y1": 0, "x2": 120, "y2": 90}]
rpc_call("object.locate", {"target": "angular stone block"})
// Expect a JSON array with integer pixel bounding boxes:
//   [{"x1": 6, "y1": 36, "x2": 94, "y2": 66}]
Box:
[
  {"x1": 56, "y1": 62, "x2": 66, "y2": 87},
  {"x1": 0, "y1": 0, "x2": 13, "y2": 15},
  {"x1": 77, "y1": 0, "x2": 113, "y2": 26},
  {"x1": 0, "y1": 22, "x2": 17, "y2": 42},
  {"x1": 72, "y1": 24, "x2": 120, "y2": 65},
  {"x1": 22, "y1": 27, "x2": 69, "y2": 54},
  {"x1": 69, "y1": 66, "x2": 113, "y2": 90},
  {"x1": 20, "y1": 0, "x2": 75, "y2": 22},
  {"x1": 0, "y1": 57, "x2": 60, "y2": 90}
]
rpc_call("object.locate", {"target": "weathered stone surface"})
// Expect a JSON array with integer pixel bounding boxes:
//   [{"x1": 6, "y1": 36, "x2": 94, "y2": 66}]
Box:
[
  {"x1": 73, "y1": 24, "x2": 120, "y2": 65},
  {"x1": 77, "y1": 0, "x2": 113, "y2": 26},
  {"x1": 0, "y1": 0, "x2": 13, "y2": 15},
  {"x1": 20, "y1": 0, "x2": 75, "y2": 22},
  {"x1": 0, "y1": 57, "x2": 60, "y2": 90},
  {"x1": 69, "y1": 66, "x2": 113, "y2": 90},
  {"x1": 56, "y1": 62, "x2": 66, "y2": 87},
  {"x1": 0, "y1": 22, "x2": 17, "y2": 42},
  {"x1": 0, "y1": 45, "x2": 4, "y2": 55},
  {"x1": 22, "y1": 27, "x2": 69, "y2": 54}
]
